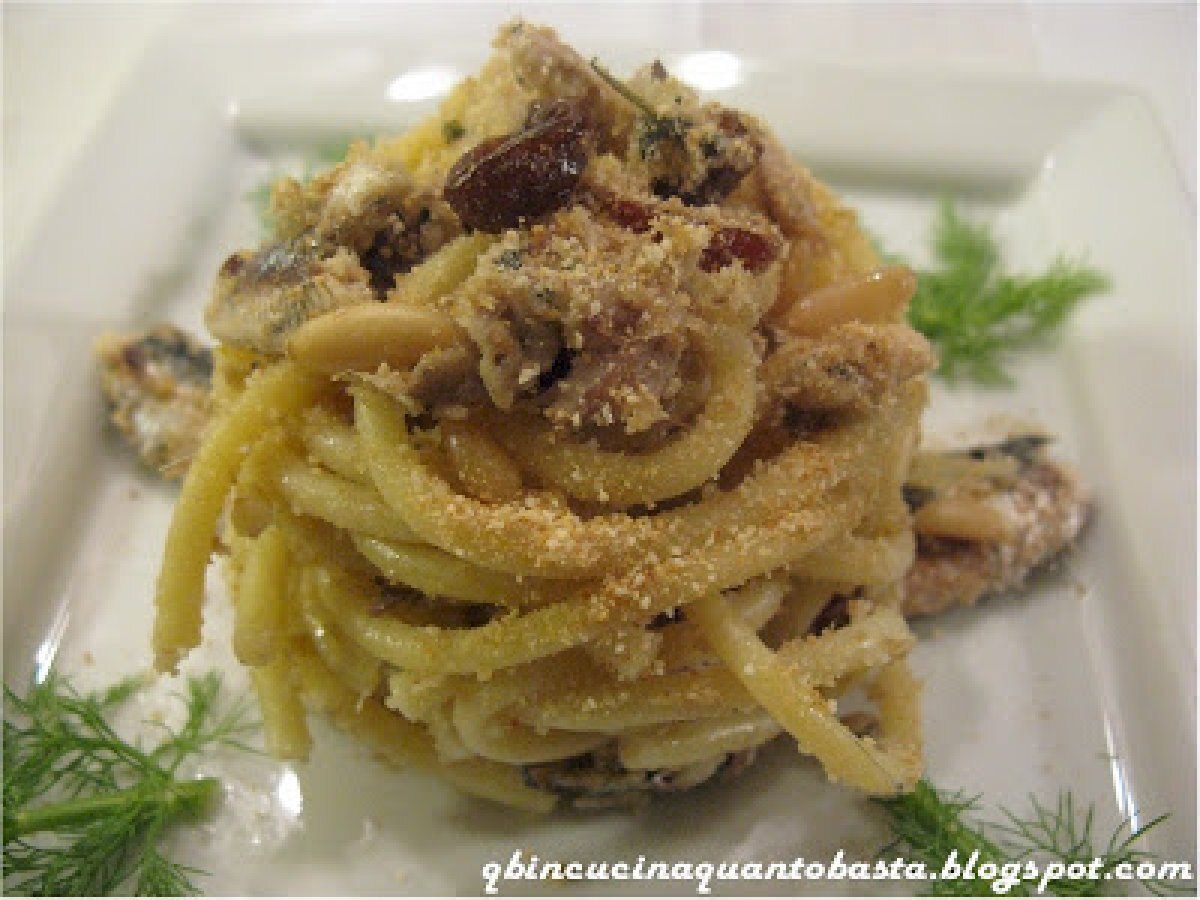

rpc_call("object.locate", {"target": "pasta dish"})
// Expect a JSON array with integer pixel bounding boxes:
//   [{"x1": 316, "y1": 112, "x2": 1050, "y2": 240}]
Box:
[{"x1": 149, "y1": 21, "x2": 1024, "y2": 810}]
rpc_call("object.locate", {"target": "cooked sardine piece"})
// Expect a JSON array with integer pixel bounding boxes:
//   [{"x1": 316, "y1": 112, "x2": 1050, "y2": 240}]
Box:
[
  {"x1": 95, "y1": 325, "x2": 213, "y2": 478},
  {"x1": 522, "y1": 745, "x2": 757, "y2": 808},
  {"x1": 494, "y1": 19, "x2": 633, "y2": 143},
  {"x1": 902, "y1": 435, "x2": 1091, "y2": 617},
  {"x1": 756, "y1": 130, "x2": 824, "y2": 242},
  {"x1": 763, "y1": 322, "x2": 937, "y2": 415},
  {"x1": 205, "y1": 242, "x2": 375, "y2": 355},
  {"x1": 209, "y1": 155, "x2": 464, "y2": 355},
  {"x1": 311, "y1": 160, "x2": 462, "y2": 294}
]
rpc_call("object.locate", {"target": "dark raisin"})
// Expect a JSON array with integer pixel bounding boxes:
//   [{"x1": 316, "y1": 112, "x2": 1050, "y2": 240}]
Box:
[
  {"x1": 698, "y1": 227, "x2": 777, "y2": 273},
  {"x1": 609, "y1": 200, "x2": 653, "y2": 232},
  {"x1": 590, "y1": 191, "x2": 654, "y2": 233},
  {"x1": 120, "y1": 344, "x2": 145, "y2": 372},
  {"x1": 219, "y1": 252, "x2": 246, "y2": 277},
  {"x1": 443, "y1": 98, "x2": 592, "y2": 233}
]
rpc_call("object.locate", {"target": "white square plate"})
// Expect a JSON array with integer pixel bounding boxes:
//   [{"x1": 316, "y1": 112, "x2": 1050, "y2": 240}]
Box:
[{"x1": 4, "y1": 7, "x2": 1194, "y2": 895}]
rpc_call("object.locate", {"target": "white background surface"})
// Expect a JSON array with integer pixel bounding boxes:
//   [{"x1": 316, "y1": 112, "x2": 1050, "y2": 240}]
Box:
[{"x1": 4, "y1": 1, "x2": 1196, "y2": 264}]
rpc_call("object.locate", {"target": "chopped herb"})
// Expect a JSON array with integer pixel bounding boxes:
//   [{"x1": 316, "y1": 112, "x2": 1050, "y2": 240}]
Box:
[
  {"x1": 906, "y1": 200, "x2": 1108, "y2": 384},
  {"x1": 636, "y1": 114, "x2": 689, "y2": 161},
  {"x1": 589, "y1": 57, "x2": 691, "y2": 160},
  {"x1": 590, "y1": 58, "x2": 658, "y2": 119},
  {"x1": 3, "y1": 671, "x2": 256, "y2": 896},
  {"x1": 496, "y1": 248, "x2": 524, "y2": 270},
  {"x1": 442, "y1": 119, "x2": 466, "y2": 143},
  {"x1": 876, "y1": 779, "x2": 1191, "y2": 896}
]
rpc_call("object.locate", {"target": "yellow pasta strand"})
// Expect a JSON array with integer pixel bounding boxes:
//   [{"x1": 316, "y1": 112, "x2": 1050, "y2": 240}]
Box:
[
  {"x1": 279, "y1": 455, "x2": 419, "y2": 543},
  {"x1": 301, "y1": 407, "x2": 369, "y2": 482},
  {"x1": 618, "y1": 711, "x2": 781, "y2": 770},
  {"x1": 688, "y1": 592, "x2": 917, "y2": 795},
  {"x1": 438, "y1": 419, "x2": 525, "y2": 503},
  {"x1": 153, "y1": 362, "x2": 324, "y2": 673},
  {"x1": 291, "y1": 653, "x2": 557, "y2": 812},
  {"x1": 251, "y1": 654, "x2": 313, "y2": 761},
  {"x1": 388, "y1": 232, "x2": 496, "y2": 307},
  {"x1": 353, "y1": 535, "x2": 549, "y2": 608},
  {"x1": 233, "y1": 524, "x2": 290, "y2": 667}
]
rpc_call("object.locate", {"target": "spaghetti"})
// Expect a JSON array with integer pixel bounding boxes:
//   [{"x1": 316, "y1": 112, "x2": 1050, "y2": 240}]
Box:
[{"x1": 153, "y1": 20, "x2": 935, "y2": 808}]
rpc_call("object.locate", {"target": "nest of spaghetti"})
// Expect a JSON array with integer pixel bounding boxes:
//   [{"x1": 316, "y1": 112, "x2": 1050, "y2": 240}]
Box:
[{"x1": 152, "y1": 21, "x2": 936, "y2": 810}]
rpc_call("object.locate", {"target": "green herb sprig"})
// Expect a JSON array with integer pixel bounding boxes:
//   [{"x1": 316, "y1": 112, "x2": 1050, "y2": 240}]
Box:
[
  {"x1": 589, "y1": 58, "x2": 688, "y2": 159},
  {"x1": 906, "y1": 200, "x2": 1109, "y2": 384},
  {"x1": 3, "y1": 671, "x2": 255, "y2": 896},
  {"x1": 876, "y1": 779, "x2": 1192, "y2": 896}
]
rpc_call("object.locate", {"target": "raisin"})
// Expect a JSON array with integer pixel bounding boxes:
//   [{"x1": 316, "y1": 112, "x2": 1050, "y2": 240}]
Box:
[
  {"x1": 443, "y1": 98, "x2": 592, "y2": 233},
  {"x1": 219, "y1": 252, "x2": 246, "y2": 277},
  {"x1": 589, "y1": 190, "x2": 654, "y2": 233},
  {"x1": 120, "y1": 344, "x2": 146, "y2": 372},
  {"x1": 698, "y1": 227, "x2": 777, "y2": 273}
]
